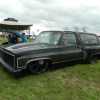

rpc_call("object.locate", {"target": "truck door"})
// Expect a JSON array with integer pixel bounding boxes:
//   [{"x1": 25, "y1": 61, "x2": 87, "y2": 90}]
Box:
[{"x1": 59, "y1": 32, "x2": 83, "y2": 62}]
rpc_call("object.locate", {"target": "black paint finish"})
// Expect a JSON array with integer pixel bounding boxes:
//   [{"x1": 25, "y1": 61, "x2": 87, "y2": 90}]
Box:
[{"x1": 0, "y1": 31, "x2": 100, "y2": 77}]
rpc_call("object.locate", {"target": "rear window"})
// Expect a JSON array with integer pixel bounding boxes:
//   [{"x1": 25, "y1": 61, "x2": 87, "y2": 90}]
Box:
[{"x1": 80, "y1": 34, "x2": 98, "y2": 44}]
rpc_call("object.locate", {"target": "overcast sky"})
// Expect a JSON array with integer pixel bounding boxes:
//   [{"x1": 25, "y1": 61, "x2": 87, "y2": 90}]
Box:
[{"x1": 0, "y1": 0, "x2": 100, "y2": 34}]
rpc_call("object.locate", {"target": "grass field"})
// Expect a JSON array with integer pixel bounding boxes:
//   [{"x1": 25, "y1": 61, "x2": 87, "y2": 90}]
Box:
[
  {"x1": 0, "y1": 37, "x2": 8, "y2": 42},
  {"x1": 0, "y1": 37, "x2": 34, "y2": 43},
  {"x1": 0, "y1": 37, "x2": 100, "y2": 100}
]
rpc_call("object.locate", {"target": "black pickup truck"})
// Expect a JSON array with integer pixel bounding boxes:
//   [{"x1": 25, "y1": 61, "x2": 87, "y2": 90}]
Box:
[{"x1": 0, "y1": 31, "x2": 100, "y2": 77}]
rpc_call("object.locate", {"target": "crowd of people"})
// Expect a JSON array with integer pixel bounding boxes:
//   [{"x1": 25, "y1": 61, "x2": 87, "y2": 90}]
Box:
[{"x1": 7, "y1": 33, "x2": 27, "y2": 44}]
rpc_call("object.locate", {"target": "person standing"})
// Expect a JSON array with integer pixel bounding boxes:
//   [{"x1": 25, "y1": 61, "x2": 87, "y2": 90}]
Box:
[
  {"x1": 12, "y1": 34, "x2": 19, "y2": 44},
  {"x1": 8, "y1": 34, "x2": 12, "y2": 43},
  {"x1": 20, "y1": 33, "x2": 27, "y2": 42}
]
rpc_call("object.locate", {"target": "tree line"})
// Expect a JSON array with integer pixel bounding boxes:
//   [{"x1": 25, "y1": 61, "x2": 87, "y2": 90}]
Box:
[{"x1": 64, "y1": 26, "x2": 88, "y2": 32}]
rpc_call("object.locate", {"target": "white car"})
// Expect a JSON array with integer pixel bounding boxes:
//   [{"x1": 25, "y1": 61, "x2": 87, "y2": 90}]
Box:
[{"x1": 29, "y1": 36, "x2": 36, "y2": 39}]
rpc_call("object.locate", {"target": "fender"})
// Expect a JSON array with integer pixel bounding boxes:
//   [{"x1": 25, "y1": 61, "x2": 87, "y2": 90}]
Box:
[
  {"x1": 89, "y1": 48, "x2": 100, "y2": 57},
  {"x1": 26, "y1": 58, "x2": 52, "y2": 67},
  {"x1": 83, "y1": 46, "x2": 100, "y2": 58},
  {"x1": 17, "y1": 57, "x2": 52, "y2": 68}
]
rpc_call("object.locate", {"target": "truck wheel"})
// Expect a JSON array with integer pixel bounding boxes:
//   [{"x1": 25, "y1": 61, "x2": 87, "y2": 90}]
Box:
[
  {"x1": 28, "y1": 60, "x2": 49, "y2": 74},
  {"x1": 87, "y1": 55, "x2": 98, "y2": 64}
]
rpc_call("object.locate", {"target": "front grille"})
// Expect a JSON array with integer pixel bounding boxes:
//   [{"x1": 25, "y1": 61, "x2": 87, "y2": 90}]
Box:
[{"x1": 0, "y1": 49, "x2": 15, "y2": 68}]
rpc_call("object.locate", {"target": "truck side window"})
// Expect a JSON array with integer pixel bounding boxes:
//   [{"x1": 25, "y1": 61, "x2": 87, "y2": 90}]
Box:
[
  {"x1": 60, "y1": 33, "x2": 76, "y2": 46},
  {"x1": 80, "y1": 34, "x2": 98, "y2": 44}
]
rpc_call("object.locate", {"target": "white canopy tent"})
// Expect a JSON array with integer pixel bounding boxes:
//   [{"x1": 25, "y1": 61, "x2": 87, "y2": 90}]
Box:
[{"x1": 0, "y1": 18, "x2": 33, "y2": 31}]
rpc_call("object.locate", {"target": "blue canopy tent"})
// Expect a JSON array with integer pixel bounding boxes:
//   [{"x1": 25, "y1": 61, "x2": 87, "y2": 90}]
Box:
[{"x1": 6, "y1": 30, "x2": 20, "y2": 35}]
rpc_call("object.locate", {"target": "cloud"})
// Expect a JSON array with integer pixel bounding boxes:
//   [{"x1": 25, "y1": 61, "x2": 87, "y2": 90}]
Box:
[{"x1": 0, "y1": 0, "x2": 100, "y2": 33}]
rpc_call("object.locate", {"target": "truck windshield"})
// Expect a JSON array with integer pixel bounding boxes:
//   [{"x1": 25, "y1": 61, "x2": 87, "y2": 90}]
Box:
[{"x1": 34, "y1": 31, "x2": 61, "y2": 45}]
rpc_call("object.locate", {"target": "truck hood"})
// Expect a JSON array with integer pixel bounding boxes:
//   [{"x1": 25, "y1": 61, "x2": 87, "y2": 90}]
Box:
[{"x1": 1, "y1": 42, "x2": 54, "y2": 54}]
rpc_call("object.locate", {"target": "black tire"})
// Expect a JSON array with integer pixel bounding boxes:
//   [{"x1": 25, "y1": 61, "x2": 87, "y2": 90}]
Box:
[
  {"x1": 87, "y1": 55, "x2": 98, "y2": 64},
  {"x1": 28, "y1": 60, "x2": 49, "y2": 74}
]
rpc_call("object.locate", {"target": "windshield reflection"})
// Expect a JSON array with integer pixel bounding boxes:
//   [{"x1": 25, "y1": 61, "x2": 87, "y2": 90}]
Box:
[{"x1": 34, "y1": 31, "x2": 61, "y2": 45}]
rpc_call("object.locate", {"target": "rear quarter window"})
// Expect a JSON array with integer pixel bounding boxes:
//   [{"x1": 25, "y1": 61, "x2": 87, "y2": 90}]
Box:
[{"x1": 80, "y1": 34, "x2": 98, "y2": 44}]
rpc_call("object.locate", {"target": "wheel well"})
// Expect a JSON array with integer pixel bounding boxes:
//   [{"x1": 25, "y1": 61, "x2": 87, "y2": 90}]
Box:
[
  {"x1": 26, "y1": 59, "x2": 52, "y2": 69},
  {"x1": 91, "y1": 54, "x2": 99, "y2": 58}
]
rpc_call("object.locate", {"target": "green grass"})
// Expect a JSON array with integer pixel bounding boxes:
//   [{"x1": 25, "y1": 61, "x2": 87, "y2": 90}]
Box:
[
  {"x1": 0, "y1": 37, "x2": 100, "y2": 100},
  {"x1": 0, "y1": 37, "x2": 34, "y2": 43},
  {"x1": 0, "y1": 62, "x2": 100, "y2": 100},
  {"x1": 0, "y1": 37, "x2": 8, "y2": 42}
]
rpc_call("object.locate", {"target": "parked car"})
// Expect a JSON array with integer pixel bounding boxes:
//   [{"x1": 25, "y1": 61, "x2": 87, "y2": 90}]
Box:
[
  {"x1": 29, "y1": 36, "x2": 36, "y2": 39},
  {"x1": 0, "y1": 31, "x2": 100, "y2": 77}
]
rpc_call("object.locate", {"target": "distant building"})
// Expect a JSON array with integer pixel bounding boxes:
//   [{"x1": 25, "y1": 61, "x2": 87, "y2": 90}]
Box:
[{"x1": 4, "y1": 18, "x2": 18, "y2": 22}]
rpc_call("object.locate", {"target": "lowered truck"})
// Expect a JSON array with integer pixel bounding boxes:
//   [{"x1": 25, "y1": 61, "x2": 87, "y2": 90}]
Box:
[{"x1": 0, "y1": 31, "x2": 100, "y2": 77}]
